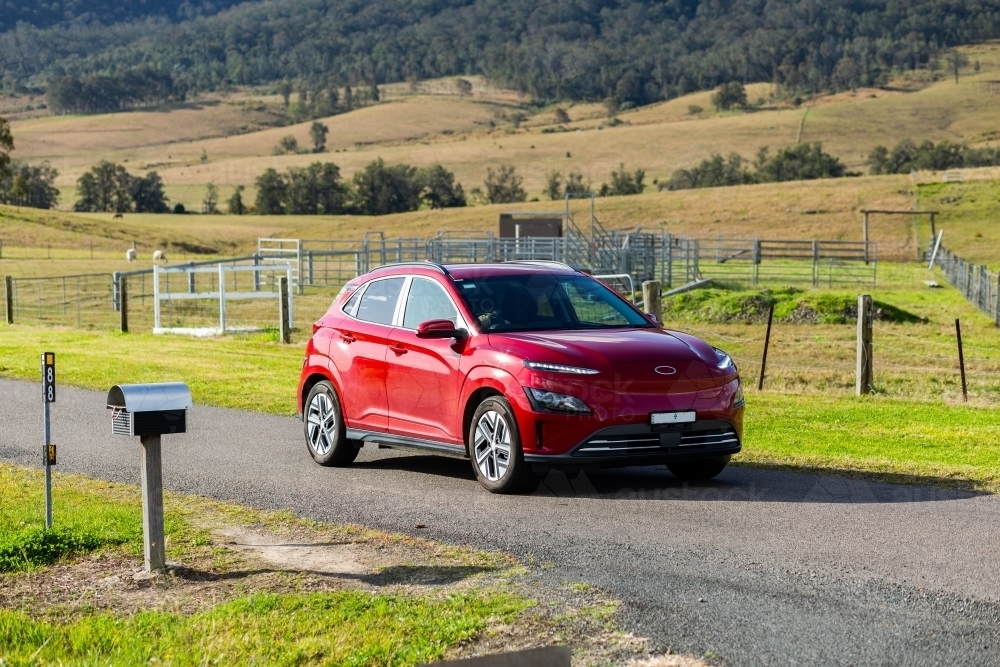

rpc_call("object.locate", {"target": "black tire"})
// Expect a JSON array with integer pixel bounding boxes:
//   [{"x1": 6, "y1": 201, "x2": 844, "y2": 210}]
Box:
[
  {"x1": 666, "y1": 455, "x2": 730, "y2": 481},
  {"x1": 468, "y1": 396, "x2": 537, "y2": 494},
  {"x1": 303, "y1": 381, "x2": 359, "y2": 467}
]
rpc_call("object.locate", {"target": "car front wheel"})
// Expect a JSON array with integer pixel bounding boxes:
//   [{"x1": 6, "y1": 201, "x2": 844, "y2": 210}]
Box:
[
  {"x1": 666, "y1": 455, "x2": 730, "y2": 481},
  {"x1": 304, "y1": 381, "x2": 359, "y2": 467},
  {"x1": 469, "y1": 397, "x2": 537, "y2": 494}
]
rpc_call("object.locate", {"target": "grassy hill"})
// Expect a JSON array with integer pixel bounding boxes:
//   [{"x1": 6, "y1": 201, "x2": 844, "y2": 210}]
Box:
[{"x1": 9, "y1": 44, "x2": 1000, "y2": 210}]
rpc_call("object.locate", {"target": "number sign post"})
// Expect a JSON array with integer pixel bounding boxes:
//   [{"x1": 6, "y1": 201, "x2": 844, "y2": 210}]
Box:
[{"x1": 41, "y1": 352, "x2": 56, "y2": 529}]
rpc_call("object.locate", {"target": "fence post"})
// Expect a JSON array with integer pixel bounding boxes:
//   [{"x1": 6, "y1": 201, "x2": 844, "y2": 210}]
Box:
[
  {"x1": 956, "y1": 318, "x2": 968, "y2": 401},
  {"x1": 218, "y1": 263, "x2": 226, "y2": 334},
  {"x1": 119, "y1": 275, "x2": 128, "y2": 333},
  {"x1": 153, "y1": 265, "x2": 161, "y2": 330},
  {"x1": 253, "y1": 254, "x2": 261, "y2": 291},
  {"x1": 641, "y1": 281, "x2": 662, "y2": 325},
  {"x1": 279, "y1": 276, "x2": 291, "y2": 344},
  {"x1": 995, "y1": 273, "x2": 1000, "y2": 327},
  {"x1": 112, "y1": 271, "x2": 121, "y2": 312},
  {"x1": 856, "y1": 294, "x2": 873, "y2": 395},
  {"x1": 812, "y1": 240, "x2": 819, "y2": 287},
  {"x1": 4, "y1": 276, "x2": 12, "y2": 324}
]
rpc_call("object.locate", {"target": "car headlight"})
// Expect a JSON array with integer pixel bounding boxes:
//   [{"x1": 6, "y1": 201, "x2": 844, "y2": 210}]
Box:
[
  {"x1": 523, "y1": 361, "x2": 600, "y2": 375},
  {"x1": 732, "y1": 384, "x2": 745, "y2": 408},
  {"x1": 713, "y1": 347, "x2": 735, "y2": 371},
  {"x1": 526, "y1": 388, "x2": 591, "y2": 414}
]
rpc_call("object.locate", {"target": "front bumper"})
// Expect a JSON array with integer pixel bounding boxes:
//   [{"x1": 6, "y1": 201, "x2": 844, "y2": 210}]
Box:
[{"x1": 523, "y1": 419, "x2": 740, "y2": 469}]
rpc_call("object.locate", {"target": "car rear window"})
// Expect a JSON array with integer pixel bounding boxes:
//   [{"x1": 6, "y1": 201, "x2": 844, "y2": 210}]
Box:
[
  {"x1": 355, "y1": 277, "x2": 404, "y2": 325},
  {"x1": 455, "y1": 273, "x2": 650, "y2": 332}
]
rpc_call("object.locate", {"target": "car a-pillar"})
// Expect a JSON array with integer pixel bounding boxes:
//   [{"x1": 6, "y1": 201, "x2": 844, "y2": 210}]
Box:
[{"x1": 107, "y1": 382, "x2": 192, "y2": 572}]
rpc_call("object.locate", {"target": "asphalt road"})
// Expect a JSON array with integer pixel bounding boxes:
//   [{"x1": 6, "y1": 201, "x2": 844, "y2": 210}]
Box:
[{"x1": 2, "y1": 377, "x2": 999, "y2": 666}]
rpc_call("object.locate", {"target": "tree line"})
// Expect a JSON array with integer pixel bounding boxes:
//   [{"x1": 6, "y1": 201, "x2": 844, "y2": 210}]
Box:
[
  {"x1": 252, "y1": 159, "x2": 467, "y2": 216},
  {"x1": 74, "y1": 161, "x2": 169, "y2": 213},
  {"x1": 868, "y1": 139, "x2": 1000, "y2": 174},
  {"x1": 664, "y1": 144, "x2": 853, "y2": 191},
  {"x1": 46, "y1": 68, "x2": 177, "y2": 114},
  {"x1": 3, "y1": 0, "x2": 1000, "y2": 104}
]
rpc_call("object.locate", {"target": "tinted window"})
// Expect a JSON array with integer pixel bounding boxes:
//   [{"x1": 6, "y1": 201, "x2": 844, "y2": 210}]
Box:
[
  {"x1": 342, "y1": 288, "x2": 361, "y2": 316},
  {"x1": 355, "y1": 277, "x2": 404, "y2": 325},
  {"x1": 403, "y1": 278, "x2": 459, "y2": 329},
  {"x1": 455, "y1": 274, "x2": 650, "y2": 332}
]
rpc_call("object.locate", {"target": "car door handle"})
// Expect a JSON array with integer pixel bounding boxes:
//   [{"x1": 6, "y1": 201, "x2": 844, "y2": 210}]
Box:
[
  {"x1": 390, "y1": 343, "x2": 407, "y2": 355},
  {"x1": 339, "y1": 332, "x2": 357, "y2": 344}
]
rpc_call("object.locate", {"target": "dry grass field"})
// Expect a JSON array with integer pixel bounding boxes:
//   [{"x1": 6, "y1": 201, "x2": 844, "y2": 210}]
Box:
[{"x1": 6, "y1": 44, "x2": 1000, "y2": 212}]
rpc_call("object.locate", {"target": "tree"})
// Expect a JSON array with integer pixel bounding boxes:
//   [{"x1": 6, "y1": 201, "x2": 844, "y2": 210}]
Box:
[
  {"x1": 310, "y1": 121, "x2": 329, "y2": 153},
  {"x1": 279, "y1": 80, "x2": 293, "y2": 107},
  {"x1": 544, "y1": 170, "x2": 562, "y2": 200},
  {"x1": 946, "y1": 50, "x2": 969, "y2": 84},
  {"x1": 554, "y1": 108, "x2": 571, "y2": 124},
  {"x1": 600, "y1": 164, "x2": 645, "y2": 196},
  {"x1": 276, "y1": 135, "x2": 298, "y2": 154},
  {"x1": 711, "y1": 82, "x2": 748, "y2": 111},
  {"x1": 417, "y1": 165, "x2": 466, "y2": 209},
  {"x1": 564, "y1": 171, "x2": 589, "y2": 195},
  {"x1": 665, "y1": 153, "x2": 752, "y2": 190},
  {"x1": 255, "y1": 168, "x2": 287, "y2": 214},
  {"x1": 483, "y1": 163, "x2": 526, "y2": 204},
  {"x1": 369, "y1": 83, "x2": 380, "y2": 102},
  {"x1": 130, "y1": 172, "x2": 169, "y2": 212},
  {"x1": 0, "y1": 116, "x2": 12, "y2": 183},
  {"x1": 1, "y1": 162, "x2": 60, "y2": 209},
  {"x1": 343, "y1": 85, "x2": 354, "y2": 111},
  {"x1": 228, "y1": 185, "x2": 246, "y2": 215},
  {"x1": 352, "y1": 158, "x2": 421, "y2": 215},
  {"x1": 755, "y1": 143, "x2": 846, "y2": 182},
  {"x1": 202, "y1": 182, "x2": 219, "y2": 214}
]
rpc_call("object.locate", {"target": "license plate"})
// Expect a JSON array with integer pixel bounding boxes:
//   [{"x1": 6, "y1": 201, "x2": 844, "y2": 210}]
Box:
[{"x1": 650, "y1": 411, "x2": 696, "y2": 425}]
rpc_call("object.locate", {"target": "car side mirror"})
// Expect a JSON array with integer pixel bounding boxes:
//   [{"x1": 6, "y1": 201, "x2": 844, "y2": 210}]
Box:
[
  {"x1": 645, "y1": 312, "x2": 660, "y2": 324},
  {"x1": 416, "y1": 319, "x2": 467, "y2": 339}
]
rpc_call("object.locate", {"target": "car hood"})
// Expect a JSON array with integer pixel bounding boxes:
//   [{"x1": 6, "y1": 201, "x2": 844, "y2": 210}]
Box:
[{"x1": 488, "y1": 327, "x2": 711, "y2": 367}]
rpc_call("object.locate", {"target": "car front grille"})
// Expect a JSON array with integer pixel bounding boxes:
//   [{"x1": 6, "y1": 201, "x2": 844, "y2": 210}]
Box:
[{"x1": 572, "y1": 422, "x2": 739, "y2": 457}]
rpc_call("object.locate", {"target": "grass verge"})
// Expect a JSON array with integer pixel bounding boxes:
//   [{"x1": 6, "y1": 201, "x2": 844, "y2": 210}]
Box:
[{"x1": 0, "y1": 591, "x2": 525, "y2": 666}]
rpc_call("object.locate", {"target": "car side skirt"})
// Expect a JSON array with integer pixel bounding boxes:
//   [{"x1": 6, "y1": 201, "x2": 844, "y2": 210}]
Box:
[{"x1": 345, "y1": 428, "x2": 469, "y2": 460}]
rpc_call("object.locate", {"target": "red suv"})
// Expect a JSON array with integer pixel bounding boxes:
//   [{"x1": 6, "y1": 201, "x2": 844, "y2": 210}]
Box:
[{"x1": 298, "y1": 261, "x2": 744, "y2": 493}]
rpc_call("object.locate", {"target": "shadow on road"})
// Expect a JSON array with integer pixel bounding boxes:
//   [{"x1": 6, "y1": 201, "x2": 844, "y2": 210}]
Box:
[
  {"x1": 168, "y1": 563, "x2": 494, "y2": 587},
  {"x1": 354, "y1": 450, "x2": 981, "y2": 504}
]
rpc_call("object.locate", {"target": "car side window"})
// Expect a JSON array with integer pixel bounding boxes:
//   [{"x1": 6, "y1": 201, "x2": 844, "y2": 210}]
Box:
[
  {"x1": 342, "y1": 287, "x2": 362, "y2": 316},
  {"x1": 355, "y1": 277, "x2": 404, "y2": 325},
  {"x1": 402, "y1": 277, "x2": 459, "y2": 329}
]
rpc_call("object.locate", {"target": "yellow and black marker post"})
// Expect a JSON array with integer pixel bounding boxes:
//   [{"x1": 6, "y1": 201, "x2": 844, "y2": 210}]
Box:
[{"x1": 41, "y1": 352, "x2": 56, "y2": 528}]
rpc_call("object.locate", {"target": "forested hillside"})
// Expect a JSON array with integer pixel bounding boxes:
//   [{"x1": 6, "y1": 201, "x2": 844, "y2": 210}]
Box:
[
  {"x1": 0, "y1": 0, "x2": 244, "y2": 33},
  {"x1": 3, "y1": 0, "x2": 1000, "y2": 106}
]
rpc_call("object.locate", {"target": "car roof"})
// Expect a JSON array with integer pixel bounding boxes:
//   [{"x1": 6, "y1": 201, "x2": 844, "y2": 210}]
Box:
[{"x1": 363, "y1": 261, "x2": 580, "y2": 281}]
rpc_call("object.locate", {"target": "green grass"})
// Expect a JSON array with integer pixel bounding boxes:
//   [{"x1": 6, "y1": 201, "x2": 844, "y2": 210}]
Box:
[
  {"x1": 0, "y1": 464, "x2": 528, "y2": 666},
  {"x1": 663, "y1": 287, "x2": 923, "y2": 324},
  {"x1": 744, "y1": 394, "x2": 1000, "y2": 490},
  {"x1": 1, "y1": 465, "x2": 146, "y2": 572},
  {"x1": 917, "y1": 180, "x2": 1000, "y2": 270},
  {"x1": 0, "y1": 590, "x2": 525, "y2": 666},
  {"x1": 0, "y1": 327, "x2": 302, "y2": 414}
]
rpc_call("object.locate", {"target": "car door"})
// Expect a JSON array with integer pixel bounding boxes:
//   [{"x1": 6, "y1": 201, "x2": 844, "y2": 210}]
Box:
[
  {"x1": 386, "y1": 276, "x2": 466, "y2": 445},
  {"x1": 331, "y1": 276, "x2": 405, "y2": 433}
]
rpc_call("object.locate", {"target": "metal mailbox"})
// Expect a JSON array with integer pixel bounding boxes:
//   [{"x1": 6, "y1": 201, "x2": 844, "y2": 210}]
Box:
[{"x1": 107, "y1": 383, "x2": 192, "y2": 436}]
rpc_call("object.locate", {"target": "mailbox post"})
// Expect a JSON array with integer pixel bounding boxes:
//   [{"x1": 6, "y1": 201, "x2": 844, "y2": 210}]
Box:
[{"x1": 107, "y1": 383, "x2": 191, "y2": 572}]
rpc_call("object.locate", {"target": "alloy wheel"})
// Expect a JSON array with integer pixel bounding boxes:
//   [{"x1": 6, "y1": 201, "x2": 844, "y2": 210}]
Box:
[
  {"x1": 474, "y1": 410, "x2": 512, "y2": 482},
  {"x1": 306, "y1": 392, "x2": 337, "y2": 456}
]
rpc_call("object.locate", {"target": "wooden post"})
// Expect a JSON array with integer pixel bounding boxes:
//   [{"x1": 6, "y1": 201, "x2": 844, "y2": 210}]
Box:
[
  {"x1": 856, "y1": 294, "x2": 873, "y2": 395},
  {"x1": 139, "y1": 434, "x2": 166, "y2": 572},
  {"x1": 956, "y1": 319, "x2": 968, "y2": 402},
  {"x1": 119, "y1": 275, "x2": 128, "y2": 333},
  {"x1": 994, "y1": 273, "x2": 1000, "y2": 328},
  {"x1": 279, "y1": 276, "x2": 291, "y2": 343},
  {"x1": 641, "y1": 280, "x2": 662, "y2": 326},
  {"x1": 4, "y1": 276, "x2": 12, "y2": 324},
  {"x1": 862, "y1": 211, "x2": 869, "y2": 265},
  {"x1": 757, "y1": 303, "x2": 774, "y2": 391}
]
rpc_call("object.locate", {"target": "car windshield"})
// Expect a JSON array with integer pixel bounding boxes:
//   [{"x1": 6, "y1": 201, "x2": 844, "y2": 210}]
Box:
[{"x1": 454, "y1": 273, "x2": 652, "y2": 332}]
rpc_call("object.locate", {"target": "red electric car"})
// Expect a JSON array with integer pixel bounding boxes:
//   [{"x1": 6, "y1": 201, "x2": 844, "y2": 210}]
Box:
[{"x1": 297, "y1": 261, "x2": 744, "y2": 493}]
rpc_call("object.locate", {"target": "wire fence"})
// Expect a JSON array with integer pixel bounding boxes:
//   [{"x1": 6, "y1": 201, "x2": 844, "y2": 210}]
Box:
[{"x1": 932, "y1": 245, "x2": 1000, "y2": 326}]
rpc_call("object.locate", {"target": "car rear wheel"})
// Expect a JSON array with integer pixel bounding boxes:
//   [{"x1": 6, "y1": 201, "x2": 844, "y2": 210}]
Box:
[
  {"x1": 304, "y1": 381, "x2": 359, "y2": 467},
  {"x1": 469, "y1": 397, "x2": 537, "y2": 494},
  {"x1": 666, "y1": 455, "x2": 730, "y2": 481}
]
